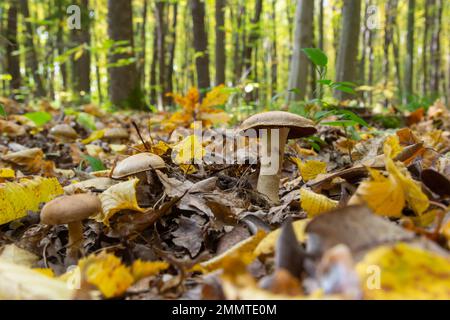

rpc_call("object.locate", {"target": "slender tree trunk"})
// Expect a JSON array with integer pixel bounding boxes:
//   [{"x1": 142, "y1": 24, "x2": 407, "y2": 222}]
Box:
[
  {"x1": 382, "y1": 0, "x2": 398, "y2": 105},
  {"x1": 287, "y1": 0, "x2": 314, "y2": 101},
  {"x1": 155, "y1": 0, "x2": 166, "y2": 107},
  {"x1": 6, "y1": 2, "x2": 21, "y2": 92},
  {"x1": 242, "y1": 0, "x2": 263, "y2": 78},
  {"x1": 231, "y1": 4, "x2": 244, "y2": 84},
  {"x1": 334, "y1": 0, "x2": 361, "y2": 100},
  {"x1": 430, "y1": 0, "x2": 442, "y2": 94},
  {"x1": 70, "y1": 0, "x2": 91, "y2": 98},
  {"x1": 359, "y1": 0, "x2": 368, "y2": 85},
  {"x1": 190, "y1": 0, "x2": 210, "y2": 92},
  {"x1": 310, "y1": 4, "x2": 316, "y2": 98},
  {"x1": 139, "y1": 0, "x2": 147, "y2": 89},
  {"x1": 166, "y1": 3, "x2": 178, "y2": 98},
  {"x1": 215, "y1": 0, "x2": 226, "y2": 86},
  {"x1": 19, "y1": 0, "x2": 45, "y2": 97},
  {"x1": 404, "y1": 0, "x2": 415, "y2": 102},
  {"x1": 149, "y1": 20, "x2": 158, "y2": 106},
  {"x1": 318, "y1": 0, "x2": 324, "y2": 50},
  {"x1": 56, "y1": 0, "x2": 67, "y2": 90},
  {"x1": 422, "y1": 0, "x2": 431, "y2": 96},
  {"x1": 107, "y1": 0, "x2": 141, "y2": 108},
  {"x1": 270, "y1": 0, "x2": 278, "y2": 96}
]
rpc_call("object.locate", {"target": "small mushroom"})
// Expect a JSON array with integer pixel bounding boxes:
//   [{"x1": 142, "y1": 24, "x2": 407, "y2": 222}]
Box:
[
  {"x1": 103, "y1": 127, "x2": 129, "y2": 143},
  {"x1": 49, "y1": 124, "x2": 78, "y2": 142},
  {"x1": 40, "y1": 194, "x2": 102, "y2": 260},
  {"x1": 240, "y1": 111, "x2": 317, "y2": 203},
  {"x1": 111, "y1": 152, "x2": 166, "y2": 179}
]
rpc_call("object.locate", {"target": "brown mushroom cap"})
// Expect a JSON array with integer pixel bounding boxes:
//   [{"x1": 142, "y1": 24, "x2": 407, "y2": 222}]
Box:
[
  {"x1": 40, "y1": 194, "x2": 101, "y2": 225},
  {"x1": 103, "y1": 127, "x2": 129, "y2": 140},
  {"x1": 50, "y1": 124, "x2": 78, "y2": 139},
  {"x1": 240, "y1": 111, "x2": 317, "y2": 138},
  {"x1": 111, "y1": 152, "x2": 166, "y2": 179}
]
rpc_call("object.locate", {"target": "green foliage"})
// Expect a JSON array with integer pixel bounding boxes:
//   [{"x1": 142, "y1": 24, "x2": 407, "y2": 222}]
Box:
[
  {"x1": 302, "y1": 48, "x2": 328, "y2": 68},
  {"x1": 0, "y1": 103, "x2": 6, "y2": 118},
  {"x1": 82, "y1": 155, "x2": 106, "y2": 172},
  {"x1": 24, "y1": 111, "x2": 52, "y2": 126},
  {"x1": 76, "y1": 112, "x2": 97, "y2": 131}
]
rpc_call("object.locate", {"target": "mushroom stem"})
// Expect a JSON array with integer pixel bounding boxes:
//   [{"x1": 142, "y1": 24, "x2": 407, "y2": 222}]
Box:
[
  {"x1": 67, "y1": 221, "x2": 84, "y2": 260},
  {"x1": 257, "y1": 127, "x2": 290, "y2": 203}
]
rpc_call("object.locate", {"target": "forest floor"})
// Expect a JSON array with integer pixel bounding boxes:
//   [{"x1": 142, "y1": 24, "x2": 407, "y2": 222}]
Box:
[{"x1": 0, "y1": 95, "x2": 449, "y2": 300}]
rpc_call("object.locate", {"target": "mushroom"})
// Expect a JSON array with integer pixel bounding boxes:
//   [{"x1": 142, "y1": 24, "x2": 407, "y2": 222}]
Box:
[
  {"x1": 240, "y1": 111, "x2": 317, "y2": 203},
  {"x1": 40, "y1": 194, "x2": 102, "y2": 260},
  {"x1": 103, "y1": 127, "x2": 129, "y2": 143},
  {"x1": 49, "y1": 124, "x2": 78, "y2": 142},
  {"x1": 112, "y1": 153, "x2": 166, "y2": 206},
  {"x1": 111, "y1": 152, "x2": 166, "y2": 180}
]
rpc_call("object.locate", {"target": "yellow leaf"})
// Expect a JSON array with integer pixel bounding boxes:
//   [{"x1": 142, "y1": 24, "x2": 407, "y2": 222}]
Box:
[
  {"x1": 0, "y1": 260, "x2": 75, "y2": 300},
  {"x1": 81, "y1": 130, "x2": 105, "y2": 144},
  {"x1": 356, "y1": 243, "x2": 450, "y2": 299},
  {"x1": 441, "y1": 219, "x2": 450, "y2": 247},
  {"x1": 33, "y1": 268, "x2": 55, "y2": 278},
  {"x1": 131, "y1": 260, "x2": 169, "y2": 281},
  {"x1": 300, "y1": 188, "x2": 338, "y2": 217},
  {"x1": 193, "y1": 230, "x2": 266, "y2": 273},
  {"x1": 293, "y1": 159, "x2": 327, "y2": 182},
  {"x1": 78, "y1": 252, "x2": 134, "y2": 298},
  {"x1": 95, "y1": 178, "x2": 145, "y2": 226},
  {"x1": 199, "y1": 110, "x2": 230, "y2": 125},
  {"x1": 179, "y1": 163, "x2": 197, "y2": 174},
  {"x1": 354, "y1": 156, "x2": 429, "y2": 217},
  {"x1": 200, "y1": 85, "x2": 229, "y2": 109},
  {"x1": 109, "y1": 144, "x2": 127, "y2": 154},
  {"x1": 150, "y1": 140, "x2": 170, "y2": 156},
  {"x1": 352, "y1": 167, "x2": 405, "y2": 217},
  {"x1": 0, "y1": 168, "x2": 15, "y2": 179},
  {"x1": 383, "y1": 135, "x2": 403, "y2": 158},
  {"x1": 254, "y1": 219, "x2": 310, "y2": 257},
  {"x1": 0, "y1": 177, "x2": 63, "y2": 225},
  {"x1": 172, "y1": 135, "x2": 205, "y2": 164}
]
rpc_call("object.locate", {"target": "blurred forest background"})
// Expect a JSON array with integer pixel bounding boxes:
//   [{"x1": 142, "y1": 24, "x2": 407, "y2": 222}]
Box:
[{"x1": 0, "y1": 0, "x2": 448, "y2": 117}]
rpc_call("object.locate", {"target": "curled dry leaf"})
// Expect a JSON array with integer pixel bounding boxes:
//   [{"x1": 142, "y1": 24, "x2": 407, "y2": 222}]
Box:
[
  {"x1": 291, "y1": 159, "x2": 327, "y2": 182},
  {"x1": 300, "y1": 188, "x2": 338, "y2": 217},
  {"x1": 95, "y1": 178, "x2": 145, "y2": 226}
]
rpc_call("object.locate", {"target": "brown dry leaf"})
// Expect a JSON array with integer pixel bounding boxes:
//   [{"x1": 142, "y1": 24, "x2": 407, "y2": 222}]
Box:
[{"x1": 2, "y1": 148, "x2": 54, "y2": 175}]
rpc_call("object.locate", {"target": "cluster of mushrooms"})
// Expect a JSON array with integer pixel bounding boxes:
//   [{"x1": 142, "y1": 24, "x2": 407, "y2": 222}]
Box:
[{"x1": 40, "y1": 111, "x2": 316, "y2": 261}]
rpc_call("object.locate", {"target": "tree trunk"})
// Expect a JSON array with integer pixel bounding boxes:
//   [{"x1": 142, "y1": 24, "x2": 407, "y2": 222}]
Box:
[
  {"x1": 190, "y1": 0, "x2": 210, "y2": 91},
  {"x1": 155, "y1": 0, "x2": 166, "y2": 108},
  {"x1": 19, "y1": 0, "x2": 45, "y2": 97},
  {"x1": 56, "y1": 0, "x2": 67, "y2": 90},
  {"x1": 404, "y1": 0, "x2": 415, "y2": 102},
  {"x1": 270, "y1": 0, "x2": 278, "y2": 96},
  {"x1": 430, "y1": 0, "x2": 442, "y2": 94},
  {"x1": 139, "y1": 0, "x2": 147, "y2": 89},
  {"x1": 334, "y1": 0, "x2": 361, "y2": 100},
  {"x1": 215, "y1": 0, "x2": 226, "y2": 86},
  {"x1": 231, "y1": 4, "x2": 244, "y2": 84},
  {"x1": 6, "y1": 2, "x2": 21, "y2": 92},
  {"x1": 318, "y1": 0, "x2": 324, "y2": 50},
  {"x1": 166, "y1": 3, "x2": 178, "y2": 99},
  {"x1": 242, "y1": 0, "x2": 263, "y2": 78},
  {"x1": 149, "y1": 20, "x2": 158, "y2": 106},
  {"x1": 70, "y1": 0, "x2": 91, "y2": 98},
  {"x1": 422, "y1": 0, "x2": 431, "y2": 96},
  {"x1": 107, "y1": 0, "x2": 141, "y2": 108},
  {"x1": 287, "y1": 0, "x2": 314, "y2": 101}
]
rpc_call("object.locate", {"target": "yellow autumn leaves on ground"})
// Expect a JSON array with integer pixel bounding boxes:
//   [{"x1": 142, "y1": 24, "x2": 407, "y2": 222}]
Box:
[
  {"x1": 350, "y1": 135, "x2": 429, "y2": 217},
  {"x1": 0, "y1": 177, "x2": 63, "y2": 225}
]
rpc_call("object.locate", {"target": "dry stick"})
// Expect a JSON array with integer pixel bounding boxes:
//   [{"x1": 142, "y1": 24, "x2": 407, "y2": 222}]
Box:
[{"x1": 132, "y1": 121, "x2": 151, "y2": 151}]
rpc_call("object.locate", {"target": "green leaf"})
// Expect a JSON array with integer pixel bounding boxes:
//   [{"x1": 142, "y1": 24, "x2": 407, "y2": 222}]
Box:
[
  {"x1": 83, "y1": 155, "x2": 106, "y2": 172},
  {"x1": 337, "y1": 109, "x2": 369, "y2": 127},
  {"x1": 332, "y1": 84, "x2": 356, "y2": 94},
  {"x1": 0, "y1": 103, "x2": 6, "y2": 118},
  {"x1": 302, "y1": 48, "x2": 328, "y2": 67},
  {"x1": 24, "y1": 111, "x2": 52, "y2": 126},
  {"x1": 321, "y1": 120, "x2": 359, "y2": 127},
  {"x1": 317, "y1": 79, "x2": 333, "y2": 86},
  {"x1": 77, "y1": 112, "x2": 96, "y2": 131}
]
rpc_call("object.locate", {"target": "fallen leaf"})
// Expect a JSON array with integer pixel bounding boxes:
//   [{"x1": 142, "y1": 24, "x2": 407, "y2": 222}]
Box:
[
  {"x1": 95, "y1": 178, "x2": 145, "y2": 226},
  {"x1": 300, "y1": 188, "x2": 338, "y2": 217},
  {"x1": 356, "y1": 243, "x2": 450, "y2": 299},
  {"x1": 292, "y1": 158, "x2": 327, "y2": 182}
]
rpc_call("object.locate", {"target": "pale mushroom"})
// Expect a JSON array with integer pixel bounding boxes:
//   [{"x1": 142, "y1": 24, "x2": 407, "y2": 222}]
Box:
[
  {"x1": 111, "y1": 152, "x2": 165, "y2": 180},
  {"x1": 49, "y1": 124, "x2": 78, "y2": 142},
  {"x1": 40, "y1": 194, "x2": 102, "y2": 260},
  {"x1": 240, "y1": 111, "x2": 317, "y2": 203},
  {"x1": 103, "y1": 127, "x2": 129, "y2": 143}
]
